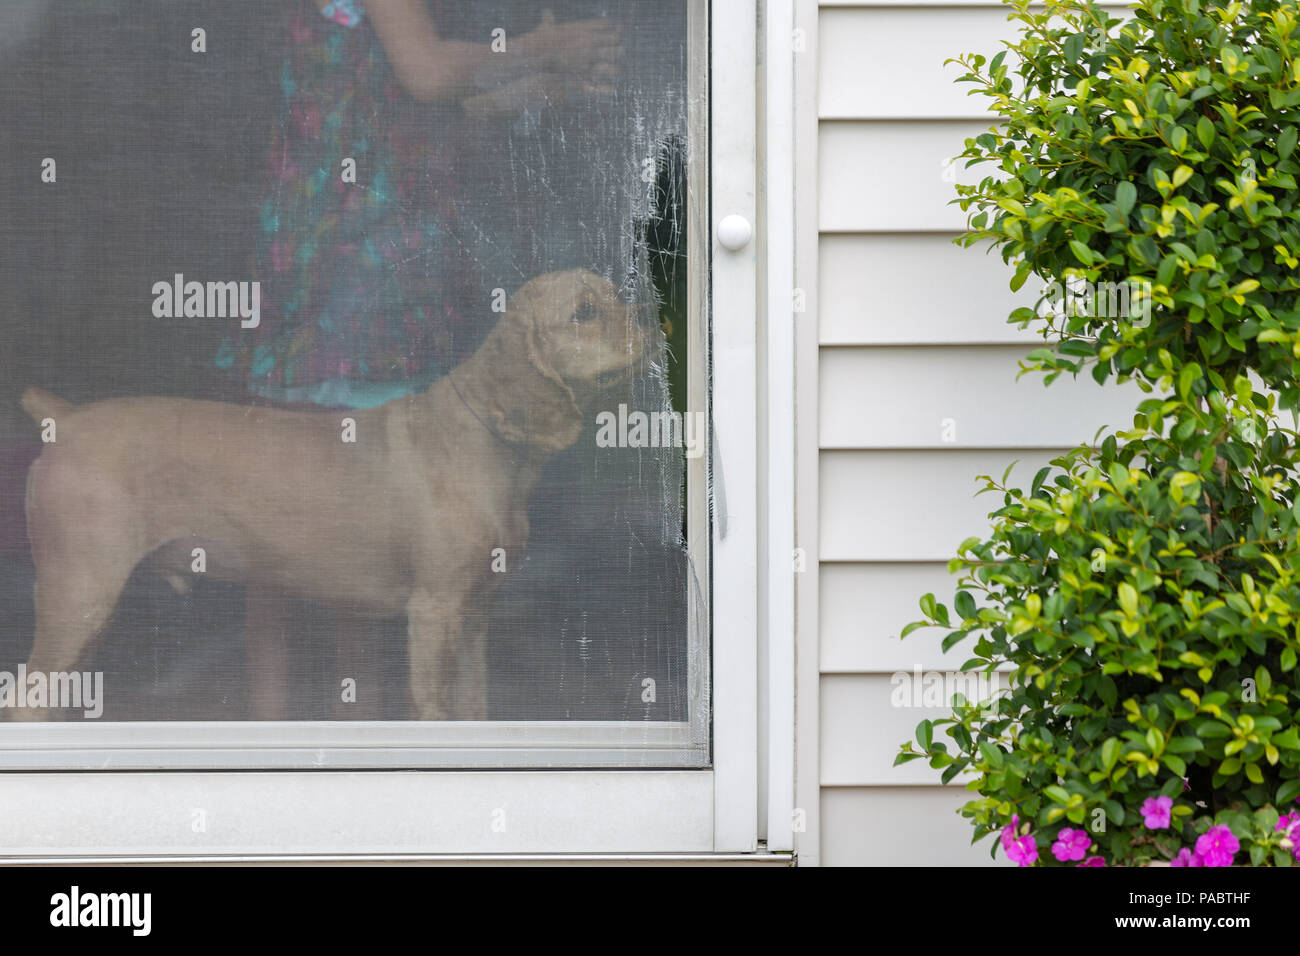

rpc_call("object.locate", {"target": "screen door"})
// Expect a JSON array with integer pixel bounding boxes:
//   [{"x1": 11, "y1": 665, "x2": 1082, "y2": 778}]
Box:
[{"x1": 0, "y1": 0, "x2": 710, "y2": 769}]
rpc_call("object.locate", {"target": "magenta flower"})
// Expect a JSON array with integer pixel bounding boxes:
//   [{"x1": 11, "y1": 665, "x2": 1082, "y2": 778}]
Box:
[
  {"x1": 999, "y1": 814, "x2": 1019, "y2": 850},
  {"x1": 1077, "y1": 855, "x2": 1106, "y2": 867},
  {"x1": 1051, "y1": 827, "x2": 1092, "y2": 862},
  {"x1": 1007, "y1": 835, "x2": 1038, "y2": 866},
  {"x1": 1170, "y1": 848, "x2": 1202, "y2": 867},
  {"x1": 1140, "y1": 795, "x2": 1173, "y2": 830},
  {"x1": 1276, "y1": 813, "x2": 1300, "y2": 862},
  {"x1": 1000, "y1": 814, "x2": 1039, "y2": 867},
  {"x1": 1194, "y1": 825, "x2": 1239, "y2": 867}
]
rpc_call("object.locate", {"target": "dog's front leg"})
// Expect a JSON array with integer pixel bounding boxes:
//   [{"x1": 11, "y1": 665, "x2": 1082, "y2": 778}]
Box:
[
  {"x1": 455, "y1": 616, "x2": 488, "y2": 721},
  {"x1": 406, "y1": 586, "x2": 465, "y2": 721}
]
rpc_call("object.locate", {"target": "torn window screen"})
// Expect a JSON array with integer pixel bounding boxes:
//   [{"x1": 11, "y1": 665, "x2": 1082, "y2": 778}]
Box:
[{"x1": 0, "y1": 0, "x2": 705, "y2": 755}]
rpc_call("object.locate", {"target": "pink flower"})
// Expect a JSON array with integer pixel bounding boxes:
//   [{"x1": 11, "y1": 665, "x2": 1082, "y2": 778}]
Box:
[
  {"x1": 1007, "y1": 835, "x2": 1038, "y2": 866},
  {"x1": 1141, "y1": 795, "x2": 1173, "y2": 829},
  {"x1": 1000, "y1": 814, "x2": 1039, "y2": 867},
  {"x1": 1077, "y1": 856, "x2": 1106, "y2": 867},
  {"x1": 1170, "y1": 848, "x2": 1202, "y2": 867},
  {"x1": 1194, "y1": 825, "x2": 1239, "y2": 867},
  {"x1": 1276, "y1": 813, "x2": 1300, "y2": 861},
  {"x1": 999, "y1": 814, "x2": 1019, "y2": 849},
  {"x1": 1051, "y1": 827, "x2": 1092, "y2": 862}
]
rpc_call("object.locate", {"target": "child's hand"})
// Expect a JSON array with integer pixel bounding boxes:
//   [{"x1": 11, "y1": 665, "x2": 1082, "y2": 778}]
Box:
[{"x1": 519, "y1": 10, "x2": 622, "y2": 87}]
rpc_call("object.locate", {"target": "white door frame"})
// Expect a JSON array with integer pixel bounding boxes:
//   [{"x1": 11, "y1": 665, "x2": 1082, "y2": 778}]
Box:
[{"x1": 0, "y1": 0, "x2": 782, "y2": 862}]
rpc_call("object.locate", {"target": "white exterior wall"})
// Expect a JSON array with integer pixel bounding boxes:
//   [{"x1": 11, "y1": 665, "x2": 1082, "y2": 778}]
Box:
[{"x1": 796, "y1": 0, "x2": 1136, "y2": 865}]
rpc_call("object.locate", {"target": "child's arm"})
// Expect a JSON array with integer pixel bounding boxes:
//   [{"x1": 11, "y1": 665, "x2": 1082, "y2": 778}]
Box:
[{"x1": 364, "y1": 0, "x2": 621, "y2": 105}]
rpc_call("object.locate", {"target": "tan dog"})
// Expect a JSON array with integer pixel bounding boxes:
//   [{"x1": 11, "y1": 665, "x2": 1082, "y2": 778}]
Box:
[{"x1": 17, "y1": 269, "x2": 648, "y2": 720}]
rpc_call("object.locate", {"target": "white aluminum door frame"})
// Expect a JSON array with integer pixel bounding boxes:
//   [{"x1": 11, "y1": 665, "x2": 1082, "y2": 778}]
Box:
[{"x1": 0, "y1": 0, "x2": 769, "y2": 861}]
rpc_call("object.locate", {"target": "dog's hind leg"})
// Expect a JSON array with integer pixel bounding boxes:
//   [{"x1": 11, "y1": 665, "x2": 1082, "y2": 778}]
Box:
[
  {"x1": 14, "y1": 460, "x2": 139, "y2": 720},
  {"x1": 13, "y1": 549, "x2": 134, "y2": 722}
]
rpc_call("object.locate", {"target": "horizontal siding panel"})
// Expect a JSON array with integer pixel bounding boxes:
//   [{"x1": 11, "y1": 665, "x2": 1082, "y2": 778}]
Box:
[
  {"x1": 822, "y1": 673, "x2": 1005, "y2": 785},
  {"x1": 821, "y1": 562, "x2": 975, "y2": 672},
  {"x1": 820, "y1": 346, "x2": 1141, "y2": 447},
  {"x1": 820, "y1": 121, "x2": 991, "y2": 231},
  {"x1": 821, "y1": 563, "x2": 1018, "y2": 672},
  {"x1": 821, "y1": 788, "x2": 1004, "y2": 866},
  {"x1": 819, "y1": 234, "x2": 1036, "y2": 344},
  {"x1": 820, "y1": 448, "x2": 1060, "y2": 561},
  {"x1": 820, "y1": 8, "x2": 1013, "y2": 119}
]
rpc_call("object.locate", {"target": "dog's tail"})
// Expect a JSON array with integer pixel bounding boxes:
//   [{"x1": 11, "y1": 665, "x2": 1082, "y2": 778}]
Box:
[{"x1": 20, "y1": 387, "x2": 74, "y2": 423}]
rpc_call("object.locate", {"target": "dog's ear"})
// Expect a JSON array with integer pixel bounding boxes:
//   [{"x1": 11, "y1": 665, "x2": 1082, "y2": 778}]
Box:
[{"x1": 477, "y1": 313, "x2": 583, "y2": 454}]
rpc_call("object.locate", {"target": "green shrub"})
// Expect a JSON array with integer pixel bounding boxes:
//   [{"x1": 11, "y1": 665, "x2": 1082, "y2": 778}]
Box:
[{"x1": 896, "y1": 0, "x2": 1300, "y2": 866}]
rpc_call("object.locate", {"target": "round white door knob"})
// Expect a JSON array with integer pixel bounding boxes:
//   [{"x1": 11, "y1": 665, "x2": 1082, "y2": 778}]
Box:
[{"x1": 716, "y1": 214, "x2": 753, "y2": 251}]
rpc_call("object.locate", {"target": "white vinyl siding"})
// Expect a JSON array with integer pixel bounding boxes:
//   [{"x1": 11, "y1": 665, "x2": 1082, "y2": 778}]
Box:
[{"x1": 804, "y1": 0, "x2": 1132, "y2": 865}]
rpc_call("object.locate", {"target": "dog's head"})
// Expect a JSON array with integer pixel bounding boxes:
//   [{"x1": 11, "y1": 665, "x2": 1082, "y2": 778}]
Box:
[{"x1": 475, "y1": 269, "x2": 653, "y2": 453}]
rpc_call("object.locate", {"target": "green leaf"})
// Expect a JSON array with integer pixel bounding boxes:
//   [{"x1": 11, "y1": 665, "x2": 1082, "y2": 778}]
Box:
[
  {"x1": 900, "y1": 620, "x2": 928, "y2": 639},
  {"x1": 1010, "y1": 260, "x2": 1033, "y2": 292},
  {"x1": 1198, "y1": 721, "x2": 1233, "y2": 739},
  {"x1": 1273, "y1": 727, "x2": 1300, "y2": 750},
  {"x1": 1115, "y1": 181, "x2": 1136, "y2": 217},
  {"x1": 1118, "y1": 582, "x2": 1139, "y2": 618},
  {"x1": 1196, "y1": 116, "x2": 1215, "y2": 150},
  {"x1": 1170, "y1": 471, "x2": 1201, "y2": 504},
  {"x1": 1102, "y1": 800, "x2": 1125, "y2": 825},
  {"x1": 954, "y1": 590, "x2": 977, "y2": 620},
  {"x1": 1108, "y1": 461, "x2": 1129, "y2": 491},
  {"x1": 1044, "y1": 785, "x2": 1071, "y2": 804},
  {"x1": 919, "y1": 593, "x2": 937, "y2": 620},
  {"x1": 1255, "y1": 666, "x2": 1272, "y2": 697},
  {"x1": 1280, "y1": 125, "x2": 1298, "y2": 160},
  {"x1": 916, "y1": 719, "x2": 933, "y2": 752},
  {"x1": 1100, "y1": 737, "x2": 1121, "y2": 771},
  {"x1": 1069, "y1": 239, "x2": 1095, "y2": 266}
]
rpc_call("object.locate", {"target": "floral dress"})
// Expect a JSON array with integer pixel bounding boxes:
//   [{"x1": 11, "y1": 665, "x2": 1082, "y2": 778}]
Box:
[{"x1": 216, "y1": 0, "x2": 477, "y2": 408}]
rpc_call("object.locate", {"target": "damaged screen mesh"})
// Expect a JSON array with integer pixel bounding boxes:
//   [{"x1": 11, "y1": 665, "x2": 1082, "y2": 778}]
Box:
[{"x1": 0, "y1": 0, "x2": 707, "y2": 767}]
